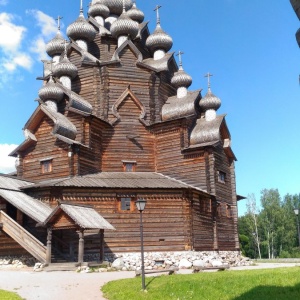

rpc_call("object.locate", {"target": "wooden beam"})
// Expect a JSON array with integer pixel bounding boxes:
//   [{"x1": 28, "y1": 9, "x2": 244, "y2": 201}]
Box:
[{"x1": 100, "y1": 229, "x2": 104, "y2": 262}]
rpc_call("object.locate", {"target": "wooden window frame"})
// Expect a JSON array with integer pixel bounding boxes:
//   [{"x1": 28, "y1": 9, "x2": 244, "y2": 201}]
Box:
[
  {"x1": 122, "y1": 160, "x2": 136, "y2": 172},
  {"x1": 218, "y1": 171, "x2": 226, "y2": 183},
  {"x1": 41, "y1": 159, "x2": 53, "y2": 174},
  {"x1": 118, "y1": 197, "x2": 135, "y2": 212}
]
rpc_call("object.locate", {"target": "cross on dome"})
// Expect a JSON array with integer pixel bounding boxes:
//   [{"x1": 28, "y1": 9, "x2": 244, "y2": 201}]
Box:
[
  {"x1": 80, "y1": 0, "x2": 84, "y2": 15},
  {"x1": 204, "y1": 72, "x2": 213, "y2": 90},
  {"x1": 122, "y1": 0, "x2": 126, "y2": 13},
  {"x1": 55, "y1": 16, "x2": 63, "y2": 31},
  {"x1": 154, "y1": 5, "x2": 162, "y2": 25},
  {"x1": 176, "y1": 50, "x2": 184, "y2": 70}
]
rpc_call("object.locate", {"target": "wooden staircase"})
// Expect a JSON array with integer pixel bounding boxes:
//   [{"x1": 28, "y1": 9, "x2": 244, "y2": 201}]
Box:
[{"x1": 0, "y1": 211, "x2": 47, "y2": 263}]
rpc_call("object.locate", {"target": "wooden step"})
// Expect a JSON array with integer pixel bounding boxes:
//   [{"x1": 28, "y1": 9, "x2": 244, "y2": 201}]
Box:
[{"x1": 44, "y1": 262, "x2": 79, "y2": 272}]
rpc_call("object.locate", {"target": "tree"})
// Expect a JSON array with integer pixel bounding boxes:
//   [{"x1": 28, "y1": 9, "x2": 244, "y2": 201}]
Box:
[
  {"x1": 238, "y1": 191, "x2": 300, "y2": 259},
  {"x1": 246, "y1": 193, "x2": 261, "y2": 259},
  {"x1": 259, "y1": 189, "x2": 282, "y2": 259}
]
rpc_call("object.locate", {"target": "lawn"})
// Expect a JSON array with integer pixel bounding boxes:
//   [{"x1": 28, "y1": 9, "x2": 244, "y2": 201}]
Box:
[
  {"x1": 0, "y1": 290, "x2": 22, "y2": 300},
  {"x1": 102, "y1": 267, "x2": 300, "y2": 300}
]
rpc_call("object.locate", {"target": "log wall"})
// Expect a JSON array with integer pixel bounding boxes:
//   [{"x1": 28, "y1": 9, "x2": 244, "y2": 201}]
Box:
[
  {"x1": 0, "y1": 232, "x2": 29, "y2": 256},
  {"x1": 213, "y1": 144, "x2": 238, "y2": 250},
  {"x1": 57, "y1": 188, "x2": 190, "y2": 253},
  {"x1": 21, "y1": 117, "x2": 70, "y2": 181},
  {"x1": 154, "y1": 122, "x2": 207, "y2": 191}
]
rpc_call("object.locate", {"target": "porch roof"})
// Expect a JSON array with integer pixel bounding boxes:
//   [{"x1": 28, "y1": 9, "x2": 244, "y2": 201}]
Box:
[{"x1": 42, "y1": 203, "x2": 115, "y2": 230}]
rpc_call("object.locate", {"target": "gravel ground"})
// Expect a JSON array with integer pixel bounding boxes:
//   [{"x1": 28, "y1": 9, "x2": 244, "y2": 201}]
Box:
[{"x1": 0, "y1": 263, "x2": 299, "y2": 300}]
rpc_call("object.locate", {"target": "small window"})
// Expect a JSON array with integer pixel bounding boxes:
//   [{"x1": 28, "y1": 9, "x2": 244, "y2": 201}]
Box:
[
  {"x1": 218, "y1": 171, "x2": 226, "y2": 183},
  {"x1": 226, "y1": 205, "x2": 233, "y2": 218},
  {"x1": 206, "y1": 199, "x2": 212, "y2": 213},
  {"x1": 41, "y1": 160, "x2": 52, "y2": 173},
  {"x1": 119, "y1": 197, "x2": 133, "y2": 211},
  {"x1": 122, "y1": 161, "x2": 136, "y2": 172}
]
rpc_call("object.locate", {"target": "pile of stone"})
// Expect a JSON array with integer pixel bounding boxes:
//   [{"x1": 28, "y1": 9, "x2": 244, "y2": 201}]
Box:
[
  {"x1": 105, "y1": 251, "x2": 252, "y2": 271},
  {"x1": 0, "y1": 256, "x2": 36, "y2": 269}
]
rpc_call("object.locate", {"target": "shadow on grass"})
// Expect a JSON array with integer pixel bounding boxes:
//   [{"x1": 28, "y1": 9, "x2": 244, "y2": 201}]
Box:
[
  {"x1": 233, "y1": 282, "x2": 300, "y2": 300},
  {"x1": 146, "y1": 276, "x2": 158, "y2": 289}
]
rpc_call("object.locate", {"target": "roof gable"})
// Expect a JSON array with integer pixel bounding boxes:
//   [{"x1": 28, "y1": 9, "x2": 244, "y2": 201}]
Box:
[
  {"x1": 110, "y1": 87, "x2": 146, "y2": 125},
  {"x1": 111, "y1": 39, "x2": 143, "y2": 62},
  {"x1": 42, "y1": 203, "x2": 115, "y2": 230}
]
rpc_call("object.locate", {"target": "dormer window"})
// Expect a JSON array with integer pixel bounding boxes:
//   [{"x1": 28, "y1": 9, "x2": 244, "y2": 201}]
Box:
[
  {"x1": 40, "y1": 158, "x2": 53, "y2": 174},
  {"x1": 122, "y1": 160, "x2": 136, "y2": 172}
]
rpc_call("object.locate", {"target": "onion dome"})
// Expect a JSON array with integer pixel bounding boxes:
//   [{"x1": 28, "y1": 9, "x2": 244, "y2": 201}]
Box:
[
  {"x1": 146, "y1": 24, "x2": 173, "y2": 53},
  {"x1": 171, "y1": 51, "x2": 192, "y2": 88},
  {"x1": 38, "y1": 76, "x2": 64, "y2": 102},
  {"x1": 110, "y1": 10, "x2": 139, "y2": 40},
  {"x1": 88, "y1": 1, "x2": 110, "y2": 19},
  {"x1": 171, "y1": 69, "x2": 192, "y2": 88},
  {"x1": 67, "y1": 6, "x2": 96, "y2": 42},
  {"x1": 199, "y1": 73, "x2": 221, "y2": 112},
  {"x1": 98, "y1": 0, "x2": 133, "y2": 16},
  {"x1": 53, "y1": 54, "x2": 78, "y2": 79},
  {"x1": 127, "y1": 2, "x2": 144, "y2": 23},
  {"x1": 46, "y1": 31, "x2": 65, "y2": 58},
  {"x1": 146, "y1": 6, "x2": 173, "y2": 53},
  {"x1": 200, "y1": 89, "x2": 221, "y2": 111}
]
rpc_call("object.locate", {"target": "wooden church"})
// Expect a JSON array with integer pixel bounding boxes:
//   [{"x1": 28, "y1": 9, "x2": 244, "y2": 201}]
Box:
[{"x1": 0, "y1": 0, "x2": 241, "y2": 264}]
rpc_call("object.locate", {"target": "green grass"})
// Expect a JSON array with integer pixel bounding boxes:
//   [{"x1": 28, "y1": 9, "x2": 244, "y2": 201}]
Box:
[
  {"x1": 0, "y1": 290, "x2": 22, "y2": 300},
  {"x1": 102, "y1": 267, "x2": 300, "y2": 300}
]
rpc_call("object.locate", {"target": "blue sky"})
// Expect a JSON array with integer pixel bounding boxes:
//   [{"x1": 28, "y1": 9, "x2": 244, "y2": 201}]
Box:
[{"x1": 0, "y1": 0, "x2": 299, "y2": 216}]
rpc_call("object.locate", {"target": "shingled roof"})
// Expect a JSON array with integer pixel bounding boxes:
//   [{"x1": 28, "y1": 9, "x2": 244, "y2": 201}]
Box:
[
  {"x1": 20, "y1": 172, "x2": 209, "y2": 194},
  {"x1": 42, "y1": 203, "x2": 115, "y2": 230},
  {"x1": 0, "y1": 175, "x2": 52, "y2": 223}
]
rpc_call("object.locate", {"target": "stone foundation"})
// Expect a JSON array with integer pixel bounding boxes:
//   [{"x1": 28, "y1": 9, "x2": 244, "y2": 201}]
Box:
[
  {"x1": 0, "y1": 255, "x2": 36, "y2": 269},
  {"x1": 86, "y1": 251, "x2": 252, "y2": 271}
]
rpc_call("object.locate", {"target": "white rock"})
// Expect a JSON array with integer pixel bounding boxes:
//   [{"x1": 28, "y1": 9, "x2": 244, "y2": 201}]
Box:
[
  {"x1": 211, "y1": 260, "x2": 223, "y2": 267},
  {"x1": 179, "y1": 258, "x2": 192, "y2": 269},
  {"x1": 112, "y1": 258, "x2": 125, "y2": 270},
  {"x1": 193, "y1": 260, "x2": 205, "y2": 268}
]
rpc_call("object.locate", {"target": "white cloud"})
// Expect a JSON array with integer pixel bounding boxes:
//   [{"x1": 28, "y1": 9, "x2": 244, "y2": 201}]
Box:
[
  {"x1": 0, "y1": 12, "x2": 34, "y2": 86},
  {"x1": 3, "y1": 53, "x2": 33, "y2": 71},
  {"x1": 35, "y1": 10, "x2": 57, "y2": 38},
  {"x1": 27, "y1": 9, "x2": 57, "y2": 38},
  {"x1": 0, "y1": 12, "x2": 26, "y2": 52},
  {"x1": 0, "y1": 144, "x2": 17, "y2": 174},
  {"x1": 26, "y1": 10, "x2": 58, "y2": 61},
  {"x1": 29, "y1": 36, "x2": 48, "y2": 61}
]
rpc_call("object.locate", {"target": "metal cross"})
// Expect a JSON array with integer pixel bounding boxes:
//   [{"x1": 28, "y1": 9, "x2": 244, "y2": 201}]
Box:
[
  {"x1": 154, "y1": 5, "x2": 162, "y2": 25},
  {"x1": 204, "y1": 72, "x2": 213, "y2": 89},
  {"x1": 176, "y1": 51, "x2": 184, "y2": 69},
  {"x1": 80, "y1": 0, "x2": 83, "y2": 14},
  {"x1": 122, "y1": 0, "x2": 126, "y2": 13},
  {"x1": 55, "y1": 16, "x2": 63, "y2": 31}
]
